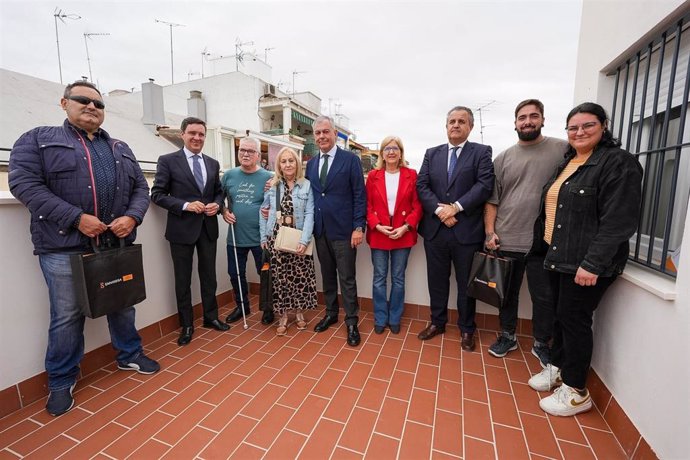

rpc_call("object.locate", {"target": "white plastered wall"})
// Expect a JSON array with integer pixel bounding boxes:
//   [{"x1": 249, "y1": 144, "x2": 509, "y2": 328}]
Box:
[{"x1": 574, "y1": 1, "x2": 690, "y2": 457}]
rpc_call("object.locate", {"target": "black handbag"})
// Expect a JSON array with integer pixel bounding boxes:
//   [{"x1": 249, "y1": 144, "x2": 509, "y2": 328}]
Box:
[
  {"x1": 70, "y1": 239, "x2": 147, "y2": 318},
  {"x1": 467, "y1": 251, "x2": 515, "y2": 309},
  {"x1": 259, "y1": 248, "x2": 273, "y2": 312}
]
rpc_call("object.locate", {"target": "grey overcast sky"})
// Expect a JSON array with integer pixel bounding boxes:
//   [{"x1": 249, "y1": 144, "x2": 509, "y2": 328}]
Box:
[{"x1": 0, "y1": 0, "x2": 582, "y2": 167}]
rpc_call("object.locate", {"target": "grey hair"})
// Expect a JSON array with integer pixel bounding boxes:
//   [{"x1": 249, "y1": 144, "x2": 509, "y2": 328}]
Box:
[
  {"x1": 312, "y1": 115, "x2": 336, "y2": 130},
  {"x1": 446, "y1": 106, "x2": 475, "y2": 125},
  {"x1": 240, "y1": 136, "x2": 261, "y2": 151}
]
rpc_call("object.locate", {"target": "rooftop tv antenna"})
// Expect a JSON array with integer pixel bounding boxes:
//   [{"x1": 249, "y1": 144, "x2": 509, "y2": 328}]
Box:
[
  {"x1": 200, "y1": 47, "x2": 211, "y2": 78},
  {"x1": 83, "y1": 32, "x2": 109, "y2": 83},
  {"x1": 235, "y1": 38, "x2": 254, "y2": 71},
  {"x1": 155, "y1": 19, "x2": 185, "y2": 84},
  {"x1": 476, "y1": 100, "x2": 496, "y2": 144},
  {"x1": 264, "y1": 46, "x2": 275, "y2": 64},
  {"x1": 292, "y1": 70, "x2": 307, "y2": 96},
  {"x1": 53, "y1": 8, "x2": 81, "y2": 84}
]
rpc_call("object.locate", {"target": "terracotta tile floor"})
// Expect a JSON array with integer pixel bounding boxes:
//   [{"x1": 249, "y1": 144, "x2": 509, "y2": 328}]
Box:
[{"x1": 0, "y1": 297, "x2": 630, "y2": 459}]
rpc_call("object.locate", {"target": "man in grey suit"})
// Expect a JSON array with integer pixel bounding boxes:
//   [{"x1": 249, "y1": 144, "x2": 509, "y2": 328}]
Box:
[
  {"x1": 151, "y1": 117, "x2": 229, "y2": 346},
  {"x1": 416, "y1": 106, "x2": 494, "y2": 351}
]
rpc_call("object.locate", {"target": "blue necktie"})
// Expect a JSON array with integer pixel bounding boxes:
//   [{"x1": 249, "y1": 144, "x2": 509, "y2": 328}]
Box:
[
  {"x1": 192, "y1": 155, "x2": 204, "y2": 192},
  {"x1": 448, "y1": 146, "x2": 459, "y2": 181}
]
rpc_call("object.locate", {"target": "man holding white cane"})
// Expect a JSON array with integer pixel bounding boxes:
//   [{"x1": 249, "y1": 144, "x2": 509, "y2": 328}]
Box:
[{"x1": 221, "y1": 137, "x2": 273, "y2": 325}]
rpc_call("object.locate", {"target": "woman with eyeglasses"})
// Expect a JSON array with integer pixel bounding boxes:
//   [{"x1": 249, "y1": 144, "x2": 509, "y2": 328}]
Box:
[
  {"x1": 259, "y1": 147, "x2": 317, "y2": 336},
  {"x1": 527, "y1": 102, "x2": 642, "y2": 417},
  {"x1": 365, "y1": 136, "x2": 422, "y2": 334}
]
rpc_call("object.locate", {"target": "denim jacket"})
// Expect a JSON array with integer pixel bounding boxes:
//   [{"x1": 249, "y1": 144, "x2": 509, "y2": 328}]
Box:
[
  {"x1": 532, "y1": 145, "x2": 643, "y2": 277},
  {"x1": 260, "y1": 178, "x2": 315, "y2": 246}
]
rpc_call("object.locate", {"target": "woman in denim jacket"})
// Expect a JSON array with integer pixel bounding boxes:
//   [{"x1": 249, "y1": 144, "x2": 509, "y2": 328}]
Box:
[
  {"x1": 260, "y1": 147, "x2": 317, "y2": 335},
  {"x1": 528, "y1": 102, "x2": 643, "y2": 417}
]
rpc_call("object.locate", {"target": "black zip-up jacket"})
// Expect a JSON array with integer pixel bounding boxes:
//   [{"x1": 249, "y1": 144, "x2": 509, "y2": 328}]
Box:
[{"x1": 532, "y1": 144, "x2": 643, "y2": 277}]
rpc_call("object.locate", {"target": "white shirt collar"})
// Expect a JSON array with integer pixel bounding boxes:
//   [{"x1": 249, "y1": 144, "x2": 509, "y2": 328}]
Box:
[
  {"x1": 320, "y1": 145, "x2": 337, "y2": 157},
  {"x1": 448, "y1": 141, "x2": 467, "y2": 151},
  {"x1": 183, "y1": 146, "x2": 203, "y2": 159}
]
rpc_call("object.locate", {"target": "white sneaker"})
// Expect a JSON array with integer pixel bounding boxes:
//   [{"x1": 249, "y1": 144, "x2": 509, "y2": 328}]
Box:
[
  {"x1": 539, "y1": 383, "x2": 592, "y2": 416},
  {"x1": 528, "y1": 364, "x2": 562, "y2": 391}
]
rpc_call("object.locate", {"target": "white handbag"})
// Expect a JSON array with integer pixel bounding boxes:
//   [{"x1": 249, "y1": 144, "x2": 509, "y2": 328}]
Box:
[
  {"x1": 275, "y1": 222, "x2": 314, "y2": 256},
  {"x1": 273, "y1": 185, "x2": 314, "y2": 256}
]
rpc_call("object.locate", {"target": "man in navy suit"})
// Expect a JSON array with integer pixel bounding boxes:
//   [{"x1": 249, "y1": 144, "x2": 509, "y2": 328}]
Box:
[
  {"x1": 416, "y1": 106, "x2": 494, "y2": 351},
  {"x1": 151, "y1": 117, "x2": 230, "y2": 346},
  {"x1": 305, "y1": 116, "x2": 366, "y2": 347}
]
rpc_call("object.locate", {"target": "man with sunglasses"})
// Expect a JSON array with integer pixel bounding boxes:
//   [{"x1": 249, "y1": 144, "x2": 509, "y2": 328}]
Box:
[
  {"x1": 151, "y1": 117, "x2": 230, "y2": 346},
  {"x1": 9, "y1": 80, "x2": 160, "y2": 417},
  {"x1": 221, "y1": 137, "x2": 274, "y2": 325}
]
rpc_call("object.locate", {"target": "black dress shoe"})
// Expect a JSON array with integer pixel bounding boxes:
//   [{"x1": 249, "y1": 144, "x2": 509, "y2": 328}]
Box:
[
  {"x1": 374, "y1": 325, "x2": 385, "y2": 334},
  {"x1": 225, "y1": 307, "x2": 249, "y2": 324},
  {"x1": 177, "y1": 326, "x2": 193, "y2": 346},
  {"x1": 418, "y1": 324, "x2": 445, "y2": 341},
  {"x1": 261, "y1": 310, "x2": 275, "y2": 325},
  {"x1": 461, "y1": 332, "x2": 476, "y2": 352},
  {"x1": 347, "y1": 324, "x2": 361, "y2": 347},
  {"x1": 313, "y1": 315, "x2": 338, "y2": 333},
  {"x1": 389, "y1": 324, "x2": 401, "y2": 334},
  {"x1": 203, "y1": 319, "x2": 230, "y2": 331}
]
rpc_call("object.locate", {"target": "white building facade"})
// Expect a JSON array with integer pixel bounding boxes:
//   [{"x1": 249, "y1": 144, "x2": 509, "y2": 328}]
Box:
[{"x1": 574, "y1": 1, "x2": 690, "y2": 458}]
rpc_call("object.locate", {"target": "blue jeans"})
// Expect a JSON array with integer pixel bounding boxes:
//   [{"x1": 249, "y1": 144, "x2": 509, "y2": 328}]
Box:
[
  {"x1": 371, "y1": 248, "x2": 411, "y2": 327},
  {"x1": 39, "y1": 253, "x2": 143, "y2": 391},
  {"x1": 226, "y1": 245, "x2": 262, "y2": 310}
]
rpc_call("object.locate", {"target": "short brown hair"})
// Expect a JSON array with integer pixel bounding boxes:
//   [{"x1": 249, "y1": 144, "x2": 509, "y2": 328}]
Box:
[
  {"x1": 514, "y1": 99, "x2": 544, "y2": 118},
  {"x1": 181, "y1": 117, "x2": 206, "y2": 133}
]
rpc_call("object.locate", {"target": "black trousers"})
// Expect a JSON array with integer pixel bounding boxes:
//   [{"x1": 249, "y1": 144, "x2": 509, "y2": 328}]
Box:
[
  {"x1": 169, "y1": 224, "x2": 219, "y2": 328},
  {"x1": 315, "y1": 234, "x2": 359, "y2": 326},
  {"x1": 497, "y1": 251, "x2": 554, "y2": 343},
  {"x1": 548, "y1": 270, "x2": 616, "y2": 389},
  {"x1": 423, "y1": 226, "x2": 481, "y2": 333}
]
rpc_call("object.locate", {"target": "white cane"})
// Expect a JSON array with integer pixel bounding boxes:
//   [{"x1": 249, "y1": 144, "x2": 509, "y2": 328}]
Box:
[{"x1": 230, "y1": 223, "x2": 249, "y2": 330}]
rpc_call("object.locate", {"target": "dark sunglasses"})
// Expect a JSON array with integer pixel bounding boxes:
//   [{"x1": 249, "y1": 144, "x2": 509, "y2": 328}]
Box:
[{"x1": 67, "y1": 95, "x2": 105, "y2": 109}]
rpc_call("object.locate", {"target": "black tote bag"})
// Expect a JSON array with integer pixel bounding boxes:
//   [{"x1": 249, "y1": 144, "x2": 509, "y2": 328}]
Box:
[
  {"x1": 70, "y1": 240, "x2": 146, "y2": 318},
  {"x1": 467, "y1": 251, "x2": 515, "y2": 309},
  {"x1": 259, "y1": 248, "x2": 273, "y2": 313}
]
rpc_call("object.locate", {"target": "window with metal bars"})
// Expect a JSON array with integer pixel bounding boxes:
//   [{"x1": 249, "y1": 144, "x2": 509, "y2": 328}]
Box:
[{"x1": 608, "y1": 12, "x2": 690, "y2": 277}]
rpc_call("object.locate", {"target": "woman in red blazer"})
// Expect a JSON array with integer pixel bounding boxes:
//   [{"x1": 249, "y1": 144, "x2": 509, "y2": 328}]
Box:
[{"x1": 366, "y1": 136, "x2": 422, "y2": 334}]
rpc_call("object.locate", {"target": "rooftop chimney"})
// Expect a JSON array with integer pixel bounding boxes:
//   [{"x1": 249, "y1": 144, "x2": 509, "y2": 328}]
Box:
[
  {"x1": 187, "y1": 90, "x2": 207, "y2": 121},
  {"x1": 142, "y1": 80, "x2": 165, "y2": 126}
]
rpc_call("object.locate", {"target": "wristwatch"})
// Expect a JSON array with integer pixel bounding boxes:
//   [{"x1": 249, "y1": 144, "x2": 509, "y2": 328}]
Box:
[
  {"x1": 405, "y1": 223, "x2": 413, "y2": 231},
  {"x1": 354, "y1": 227, "x2": 363, "y2": 233}
]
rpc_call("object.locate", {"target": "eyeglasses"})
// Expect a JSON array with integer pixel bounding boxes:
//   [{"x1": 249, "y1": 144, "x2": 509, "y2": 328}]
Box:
[
  {"x1": 67, "y1": 95, "x2": 105, "y2": 109},
  {"x1": 238, "y1": 148, "x2": 258, "y2": 156},
  {"x1": 565, "y1": 122, "x2": 600, "y2": 134},
  {"x1": 383, "y1": 146, "x2": 401, "y2": 153}
]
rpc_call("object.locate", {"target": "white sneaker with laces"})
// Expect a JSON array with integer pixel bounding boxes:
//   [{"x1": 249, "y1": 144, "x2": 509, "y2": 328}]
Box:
[
  {"x1": 528, "y1": 364, "x2": 562, "y2": 391},
  {"x1": 539, "y1": 383, "x2": 592, "y2": 416}
]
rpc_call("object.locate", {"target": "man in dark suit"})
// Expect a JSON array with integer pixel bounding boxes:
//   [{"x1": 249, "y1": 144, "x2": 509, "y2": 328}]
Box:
[
  {"x1": 416, "y1": 106, "x2": 494, "y2": 351},
  {"x1": 305, "y1": 116, "x2": 366, "y2": 347},
  {"x1": 151, "y1": 117, "x2": 229, "y2": 346}
]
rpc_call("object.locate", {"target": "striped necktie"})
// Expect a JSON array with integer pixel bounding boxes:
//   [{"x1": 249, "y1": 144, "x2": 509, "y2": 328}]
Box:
[{"x1": 448, "y1": 146, "x2": 459, "y2": 180}]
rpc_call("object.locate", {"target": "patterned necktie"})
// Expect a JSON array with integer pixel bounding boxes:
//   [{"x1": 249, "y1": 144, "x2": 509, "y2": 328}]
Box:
[
  {"x1": 320, "y1": 153, "x2": 329, "y2": 188},
  {"x1": 192, "y1": 154, "x2": 204, "y2": 192},
  {"x1": 448, "y1": 146, "x2": 459, "y2": 181}
]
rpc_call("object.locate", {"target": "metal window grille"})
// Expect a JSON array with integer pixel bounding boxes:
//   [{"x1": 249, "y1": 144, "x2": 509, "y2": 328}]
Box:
[{"x1": 609, "y1": 12, "x2": 690, "y2": 277}]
